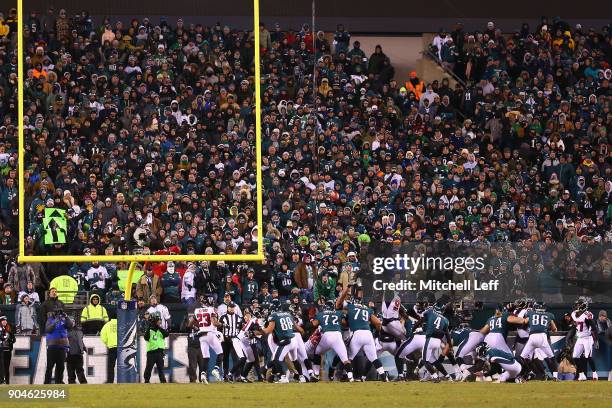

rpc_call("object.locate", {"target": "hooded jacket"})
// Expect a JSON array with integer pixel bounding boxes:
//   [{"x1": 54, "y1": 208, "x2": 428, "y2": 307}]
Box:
[
  {"x1": 16, "y1": 301, "x2": 38, "y2": 332},
  {"x1": 81, "y1": 293, "x2": 109, "y2": 323}
]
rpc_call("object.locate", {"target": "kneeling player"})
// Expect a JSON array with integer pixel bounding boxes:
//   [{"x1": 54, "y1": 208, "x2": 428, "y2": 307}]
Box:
[{"x1": 476, "y1": 344, "x2": 524, "y2": 383}]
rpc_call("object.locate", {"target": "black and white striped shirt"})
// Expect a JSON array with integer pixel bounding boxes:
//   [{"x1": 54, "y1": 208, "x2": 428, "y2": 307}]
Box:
[{"x1": 219, "y1": 313, "x2": 244, "y2": 338}]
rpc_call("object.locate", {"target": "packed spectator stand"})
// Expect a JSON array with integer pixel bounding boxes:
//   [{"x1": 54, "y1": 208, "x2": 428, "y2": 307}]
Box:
[{"x1": 0, "y1": 8, "x2": 610, "y2": 328}]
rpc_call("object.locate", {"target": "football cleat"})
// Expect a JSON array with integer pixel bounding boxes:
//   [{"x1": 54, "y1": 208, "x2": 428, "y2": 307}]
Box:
[
  {"x1": 381, "y1": 371, "x2": 390, "y2": 382},
  {"x1": 274, "y1": 375, "x2": 289, "y2": 384},
  {"x1": 578, "y1": 373, "x2": 587, "y2": 381},
  {"x1": 592, "y1": 372, "x2": 599, "y2": 381},
  {"x1": 211, "y1": 367, "x2": 222, "y2": 382},
  {"x1": 515, "y1": 376, "x2": 524, "y2": 384},
  {"x1": 299, "y1": 375, "x2": 307, "y2": 383},
  {"x1": 199, "y1": 371, "x2": 208, "y2": 384},
  {"x1": 239, "y1": 376, "x2": 252, "y2": 383},
  {"x1": 309, "y1": 374, "x2": 319, "y2": 383}
]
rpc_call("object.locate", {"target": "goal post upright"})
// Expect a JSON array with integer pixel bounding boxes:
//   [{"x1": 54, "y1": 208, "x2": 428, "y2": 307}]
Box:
[{"x1": 17, "y1": 0, "x2": 265, "y2": 265}]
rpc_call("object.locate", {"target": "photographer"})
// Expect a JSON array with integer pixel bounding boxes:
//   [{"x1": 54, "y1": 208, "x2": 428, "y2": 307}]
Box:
[
  {"x1": 143, "y1": 315, "x2": 168, "y2": 383},
  {"x1": 44, "y1": 309, "x2": 74, "y2": 384}
]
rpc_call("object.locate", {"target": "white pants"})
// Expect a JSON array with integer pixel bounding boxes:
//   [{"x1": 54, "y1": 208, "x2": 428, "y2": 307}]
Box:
[
  {"x1": 396, "y1": 334, "x2": 426, "y2": 359},
  {"x1": 484, "y1": 332, "x2": 511, "y2": 354},
  {"x1": 497, "y1": 360, "x2": 522, "y2": 382},
  {"x1": 294, "y1": 334, "x2": 308, "y2": 362},
  {"x1": 513, "y1": 336, "x2": 529, "y2": 358},
  {"x1": 520, "y1": 333, "x2": 554, "y2": 359},
  {"x1": 241, "y1": 338, "x2": 256, "y2": 363},
  {"x1": 316, "y1": 331, "x2": 349, "y2": 362},
  {"x1": 267, "y1": 333, "x2": 277, "y2": 357},
  {"x1": 349, "y1": 330, "x2": 378, "y2": 362},
  {"x1": 272, "y1": 336, "x2": 299, "y2": 362},
  {"x1": 422, "y1": 337, "x2": 442, "y2": 363},
  {"x1": 376, "y1": 338, "x2": 398, "y2": 355},
  {"x1": 199, "y1": 331, "x2": 223, "y2": 358},
  {"x1": 572, "y1": 336, "x2": 594, "y2": 359},
  {"x1": 305, "y1": 339, "x2": 317, "y2": 357},
  {"x1": 456, "y1": 331, "x2": 485, "y2": 358},
  {"x1": 382, "y1": 320, "x2": 406, "y2": 341}
]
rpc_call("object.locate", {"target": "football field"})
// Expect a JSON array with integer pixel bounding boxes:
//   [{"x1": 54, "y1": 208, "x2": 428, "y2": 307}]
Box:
[{"x1": 3, "y1": 382, "x2": 611, "y2": 408}]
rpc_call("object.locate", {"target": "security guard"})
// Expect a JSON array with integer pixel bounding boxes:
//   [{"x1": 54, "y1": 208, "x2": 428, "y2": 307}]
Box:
[{"x1": 100, "y1": 318, "x2": 117, "y2": 383}]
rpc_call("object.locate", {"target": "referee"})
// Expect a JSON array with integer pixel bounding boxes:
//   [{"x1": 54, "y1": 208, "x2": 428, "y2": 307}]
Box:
[{"x1": 218, "y1": 302, "x2": 246, "y2": 381}]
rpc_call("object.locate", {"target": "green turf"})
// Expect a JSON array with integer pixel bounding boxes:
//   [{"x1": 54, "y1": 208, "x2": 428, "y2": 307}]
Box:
[{"x1": 1, "y1": 382, "x2": 610, "y2": 408}]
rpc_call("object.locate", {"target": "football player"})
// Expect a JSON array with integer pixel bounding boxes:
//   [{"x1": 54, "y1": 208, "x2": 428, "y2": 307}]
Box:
[
  {"x1": 311, "y1": 299, "x2": 354, "y2": 381},
  {"x1": 520, "y1": 302, "x2": 559, "y2": 380},
  {"x1": 475, "y1": 344, "x2": 524, "y2": 383},
  {"x1": 512, "y1": 298, "x2": 531, "y2": 357},
  {"x1": 479, "y1": 302, "x2": 524, "y2": 353},
  {"x1": 189, "y1": 294, "x2": 224, "y2": 383},
  {"x1": 257, "y1": 299, "x2": 300, "y2": 383},
  {"x1": 570, "y1": 297, "x2": 598, "y2": 380},
  {"x1": 289, "y1": 303, "x2": 317, "y2": 382},
  {"x1": 452, "y1": 322, "x2": 483, "y2": 380},
  {"x1": 337, "y1": 286, "x2": 387, "y2": 381},
  {"x1": 416, "y1": 301, "x2": 451, "y2": 382},
  {"x1": 394, "y1": 314, "x2": 426, "y2": 380},
  {"x1": 380, "y1": 292, "x2": 407, "y2": 341},
  {"x1": 238, "y1": 309, "x2": 264, "y2": 382}
]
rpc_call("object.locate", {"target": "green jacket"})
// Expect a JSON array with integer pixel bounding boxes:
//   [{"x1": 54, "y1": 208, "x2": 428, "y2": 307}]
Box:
[
  {"x1": 314, "y1": 276, "x2": 336, "y2": 301},
  {"x1": 144, "y1": 326, "x2": 168, "y2": 352},
  {"x1": 100, "y1": 319, "x2": 117, "y2": 349}
]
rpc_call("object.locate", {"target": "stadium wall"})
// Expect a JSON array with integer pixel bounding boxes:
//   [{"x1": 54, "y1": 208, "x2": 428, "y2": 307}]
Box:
[
  {"x1": 7, "y1": 334, "x2": 611, "y2": 383},
  {"x1": 22, "y1": 0, "x2": 612, "y2": 32}
]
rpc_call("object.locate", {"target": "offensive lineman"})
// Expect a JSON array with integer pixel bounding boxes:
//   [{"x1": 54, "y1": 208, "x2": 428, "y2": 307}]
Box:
[
  {"x1": 311, "y1": 299, "x2": 354, "y2": 381},
  {"x1": 337, "y1": 286, "x2": 387, "y2": 381}
]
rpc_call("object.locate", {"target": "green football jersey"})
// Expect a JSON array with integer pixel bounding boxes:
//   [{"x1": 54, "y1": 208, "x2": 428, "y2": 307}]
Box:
[
  {"x1": 424, "y1": 309, "x2": 449, "y2": 337},
  {"x1": 316, "y1": 310, "x2": 343, "y2": 332},
  {"x1": 525, "y1": 310, "x2": 554, "y2": 334},
  {"x1": 271, "y1": 311, "x2": 295, "y2": 340},
  {"x1": 486, "y1": 348, "x2": 516, "y2": 364},
  {"x1": 487, "y1": 312, "x2": 510, "y2": 338},
  {"x1": 347, "y1": 303, "x2": 373, "y2": 331},
  {"x1": 451, "y1": 327, "x2": 472, "y2": 346}
]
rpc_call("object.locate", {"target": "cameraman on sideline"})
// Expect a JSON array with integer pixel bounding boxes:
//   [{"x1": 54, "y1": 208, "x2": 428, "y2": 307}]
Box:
[
  {"x1": 143, "y1": 315, "x2": 168, "y2": 383},
  {"x1": 44, "y1": 309, "x2": 74, "y2": 384}
]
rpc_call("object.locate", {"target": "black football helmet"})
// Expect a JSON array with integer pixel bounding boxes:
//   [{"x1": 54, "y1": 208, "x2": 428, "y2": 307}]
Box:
[{"x1": 270, "y1": 298, "x2": 281, "y2": 312}]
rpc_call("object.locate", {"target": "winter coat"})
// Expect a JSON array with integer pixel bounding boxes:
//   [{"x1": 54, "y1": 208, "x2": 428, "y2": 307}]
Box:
[{"x1": 16, "y1": 302, "x2": 38, "y2": 333}]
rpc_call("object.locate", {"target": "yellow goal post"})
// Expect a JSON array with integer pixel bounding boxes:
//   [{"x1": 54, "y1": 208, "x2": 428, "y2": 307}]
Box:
[{"x1": 17, "y1": 0, "x2": 264, "y2": 264}]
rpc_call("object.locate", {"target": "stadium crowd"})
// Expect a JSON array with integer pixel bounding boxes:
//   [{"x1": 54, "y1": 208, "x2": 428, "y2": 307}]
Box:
[{"x1": 0, "y1": 8, "x2": 609, "y2": 312}]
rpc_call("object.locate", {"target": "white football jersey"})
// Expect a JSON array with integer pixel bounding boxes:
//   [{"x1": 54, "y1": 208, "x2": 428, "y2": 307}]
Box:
[
  {"x1": 382, "y1": 295, "x2": 402, "y2": 320},
  {"x1": 194, "y1": 306, "x2": 217, "y2": 333},
  {"x1": 515, "y1": 308, "x2": 529, "y2": 338},
  {"x1": 571, "y1": 310, "x2": 593, "y2": 338}
]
